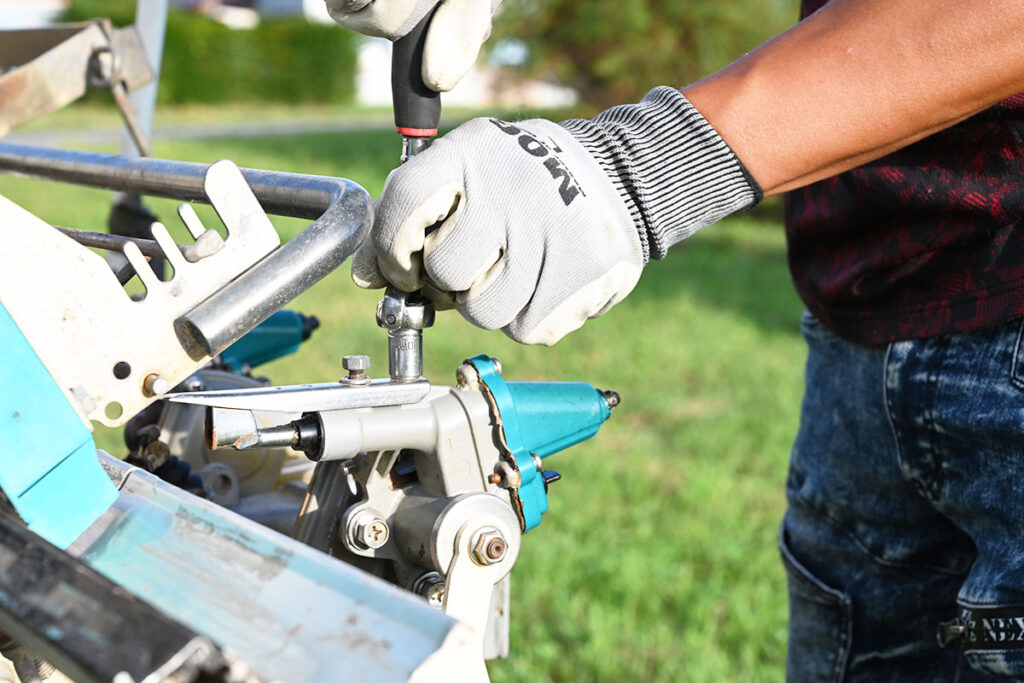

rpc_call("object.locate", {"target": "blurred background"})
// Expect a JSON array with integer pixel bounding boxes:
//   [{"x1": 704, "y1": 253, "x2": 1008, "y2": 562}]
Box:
[{"x1": 0, "y1": 0, "x2": 803, "y2": 680}]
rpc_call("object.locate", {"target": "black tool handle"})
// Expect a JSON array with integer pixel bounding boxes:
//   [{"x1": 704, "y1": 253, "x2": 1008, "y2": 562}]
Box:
[{"x1": 391, "y1": 9, "x2": 442, "y2": 137}]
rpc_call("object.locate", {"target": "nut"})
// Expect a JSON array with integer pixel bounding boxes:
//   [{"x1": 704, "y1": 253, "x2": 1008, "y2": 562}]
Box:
[{"x1": 471, "y1": 526, "x2": 507, "y2": 566}]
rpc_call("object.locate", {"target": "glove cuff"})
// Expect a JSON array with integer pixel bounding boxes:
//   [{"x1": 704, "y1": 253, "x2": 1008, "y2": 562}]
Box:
[{"x1": 561, "y1": 86, "x2": 763, "y2": 261}]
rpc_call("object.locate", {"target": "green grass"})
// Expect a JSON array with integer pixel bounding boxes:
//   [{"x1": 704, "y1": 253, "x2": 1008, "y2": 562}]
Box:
[{"x1": 0, "y1": 126, "x2": 805, "y2": 681}]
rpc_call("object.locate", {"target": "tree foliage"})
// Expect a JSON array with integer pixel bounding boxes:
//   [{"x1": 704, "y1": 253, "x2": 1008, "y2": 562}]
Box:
[{"x1": 496, "y1": 0, "x2": 799, "y2": 111}]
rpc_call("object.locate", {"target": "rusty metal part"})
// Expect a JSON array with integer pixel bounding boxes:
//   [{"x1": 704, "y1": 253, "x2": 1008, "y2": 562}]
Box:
[
  {"x1": 0, "y1": 22, "x2": 153, "y2": 139},
  {"x1": 470, "y1": 527, "x2": 508, "y2": 566}
]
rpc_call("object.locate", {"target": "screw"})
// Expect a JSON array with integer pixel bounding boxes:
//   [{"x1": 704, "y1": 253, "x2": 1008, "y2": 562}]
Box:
[
  {"x1": 412, "y1": 572, "x2": 446, "y2": 609},
  {"x1": 143, "y1": 373, "x2": 169, "y2": 397},
  {"x1": 349, "y1": 511, "x2": 389, "y2": 550},
  {"x1": 471, "y1": 526, "x2": 507, "y2": 566},
  {"x1": 490, "y1": 357, "x2": 503, "y2": 375},
  {"x1": 342, "y1": 355, "x2": 371, "y2": 385},
  {"x1": 361, "y1": 519, "x2": 389, "y2": 548},
  {"x1": 488, "y1": 473, "x2": 502, "y2": 485}
]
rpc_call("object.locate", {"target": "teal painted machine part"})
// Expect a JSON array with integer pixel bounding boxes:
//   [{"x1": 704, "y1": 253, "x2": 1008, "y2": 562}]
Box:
[
  {"x1": 467, "y1": 355, "x2": 611, "y2": 531},
  {"x1": 76, "y1": 456, "x2": 467, "y2": 682},
  {"x1": 0, "y1": 304, "x2": 118, "y2": 548},
  {"x1": 220, "y1": 310, "x2": 318, "y2": 372}
]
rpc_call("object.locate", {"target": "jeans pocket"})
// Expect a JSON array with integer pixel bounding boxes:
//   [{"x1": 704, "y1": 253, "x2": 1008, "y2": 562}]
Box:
[{"x1": 780, "y1": 526, "x2": 852, "y2": 683}]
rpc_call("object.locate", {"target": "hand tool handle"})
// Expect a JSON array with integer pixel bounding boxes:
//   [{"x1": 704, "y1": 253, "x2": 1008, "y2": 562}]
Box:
[{"x1": 391, "y1": 9, "x2": 442, "y2": 138}]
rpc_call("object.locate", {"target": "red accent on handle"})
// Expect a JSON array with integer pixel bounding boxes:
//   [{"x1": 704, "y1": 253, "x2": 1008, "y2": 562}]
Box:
[{"x1": 396, "y1": 127, "x2": 439, "y2": 137}]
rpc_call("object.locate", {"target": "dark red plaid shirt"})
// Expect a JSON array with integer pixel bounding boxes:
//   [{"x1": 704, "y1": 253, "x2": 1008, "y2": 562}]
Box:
[{"x1": 785, "y1": 0, "x2": 1024, "y2": 344}]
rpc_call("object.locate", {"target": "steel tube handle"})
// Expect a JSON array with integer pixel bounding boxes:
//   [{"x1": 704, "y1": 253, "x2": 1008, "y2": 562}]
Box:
[{"x1": 0, "y1": 143, "x2": 372, "y2": 358}]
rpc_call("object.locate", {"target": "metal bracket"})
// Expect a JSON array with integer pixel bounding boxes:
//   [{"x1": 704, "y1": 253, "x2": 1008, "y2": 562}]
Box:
[
  {"x1": 167, "y1": 378, "x2": 430, "y2": 413},
  {"x1": 0, "y1": 22, "x2": 154, "y2": 149},
  {"x1": 0, "y1": 160, "x2": 280, "y2": 426}
]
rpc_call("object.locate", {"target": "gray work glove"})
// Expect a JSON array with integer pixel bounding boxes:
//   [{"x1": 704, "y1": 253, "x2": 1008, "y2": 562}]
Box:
[
  {"x1": 354, "y1": 86, "x2": 763, "y2": 345},
  {"x1": 324, "y1": 0, "x2": 500, "y2": 91}
]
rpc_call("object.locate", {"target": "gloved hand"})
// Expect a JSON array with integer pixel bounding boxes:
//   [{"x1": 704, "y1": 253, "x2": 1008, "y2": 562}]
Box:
[
  {"x1": 324, "y1": 0, "x2": 501, "y2": 92},
  {"x1": 354, "y1": 87, "x2": 763, "y2": 345}
]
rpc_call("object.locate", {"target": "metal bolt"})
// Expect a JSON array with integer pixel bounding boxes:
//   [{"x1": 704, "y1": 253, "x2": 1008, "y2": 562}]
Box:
[
  {"x1": 488, "y1": 473, "x2": 502, "y2": 485},
  {"x1": 470, "y1": 526, "x2": 507, "y2": 566},
  {"x1": 412, "y1": 572, "x2": 446, "y2": 609},
  {"x1": 485, "y1": 537, "x2": 507, "y2": 561},
  {"x1": 456, "y1": 363, "x2": 480, "y2": 389},
  {"x1": 182, "y1": 373, "x2": 208, "y2": 392},
  {"x1": 490, "y1": 357, "x2": 503, "y2": 375},
  {"x1": 143, "y1": 373, "x2": 169, "y2": 397},
  {"x1": 349, "y1": 511, "x2": 389, "y2": 550},
  {"x1": 342, "y1": 355, "x2": 371, "y2": 385},
  {"x1": 361, "y1": 519, "x2": 389, "y2": 549},
  {"x1": 602, "y1": 390, "x2": 621, "y2": 410}
]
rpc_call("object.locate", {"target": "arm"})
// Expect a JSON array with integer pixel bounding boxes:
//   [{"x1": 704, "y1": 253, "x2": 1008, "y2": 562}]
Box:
[
  {"x1": 356, "y1": 0, "x2": 1024, "y2": 345},
  {"x1": 684, "y1": 0, "x2": 1024, "y2": 196}
]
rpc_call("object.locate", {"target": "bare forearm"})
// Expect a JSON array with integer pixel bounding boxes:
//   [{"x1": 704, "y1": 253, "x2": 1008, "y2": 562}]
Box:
[{"x1": 683, "y1": 0, "x2": 1024, "y2": 196}]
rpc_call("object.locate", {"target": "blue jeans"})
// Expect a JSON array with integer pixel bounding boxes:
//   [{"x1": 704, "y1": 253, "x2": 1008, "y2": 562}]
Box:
[{"x1": 784, "y1": 312, "x2": 1024, "y2": 681}]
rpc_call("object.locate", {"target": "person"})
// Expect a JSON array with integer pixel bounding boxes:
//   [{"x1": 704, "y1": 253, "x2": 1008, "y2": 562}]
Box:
[{"x1": 326, "y1": 0, "x2": 1024, "y2": 679}]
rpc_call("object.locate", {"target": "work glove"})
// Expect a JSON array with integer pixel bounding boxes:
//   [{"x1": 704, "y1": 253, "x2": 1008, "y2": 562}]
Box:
[
  {"x1": 353, "y1": 86, "x2": 763, "y2": 345},
  {"x1": 324, "y1": 0, "x2": 500, "y2": 92}
]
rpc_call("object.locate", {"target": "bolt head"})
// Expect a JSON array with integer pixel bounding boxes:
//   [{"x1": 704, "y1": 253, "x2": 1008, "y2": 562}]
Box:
[
  {"x1": 343, "y1": 355, "x2": 371, "y2": 372},
  {"x1": 360, "y1": 519, "x2": 389, "y2": 549},
  {"x1": 349, "y1": 511, "x2": 390, "y2": 550},
  {"x1": 143, "y1": 373, "x2": 169, "y2": 397},
  {"x1": 471, "y1": 526, "x2": 507, "y2": 566}
]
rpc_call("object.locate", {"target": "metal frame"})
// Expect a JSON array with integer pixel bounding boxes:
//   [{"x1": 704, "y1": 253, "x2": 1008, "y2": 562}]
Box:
[{"x1": 0, "y1": 142, "x2": 371, "y2": 359}]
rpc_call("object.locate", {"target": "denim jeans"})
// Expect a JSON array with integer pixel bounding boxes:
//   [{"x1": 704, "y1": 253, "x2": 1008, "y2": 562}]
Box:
[{"x1": 783, "y1": 312, "x2": 1024, "y2": 681}]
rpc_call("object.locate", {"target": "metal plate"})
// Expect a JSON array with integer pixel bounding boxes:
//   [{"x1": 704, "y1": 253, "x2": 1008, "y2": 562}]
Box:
[{"x1": 0, "y1": 160, "x2": 280, "y2": 426}]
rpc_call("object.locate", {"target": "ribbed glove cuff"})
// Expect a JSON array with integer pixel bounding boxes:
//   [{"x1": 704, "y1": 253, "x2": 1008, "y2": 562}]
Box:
[{"x1": 561, "y1": 86, "x2": 763, "y2": 261}]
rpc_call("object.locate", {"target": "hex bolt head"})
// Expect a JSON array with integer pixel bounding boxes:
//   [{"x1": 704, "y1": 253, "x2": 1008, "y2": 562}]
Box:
[
  {"x1": 471, "y1": 526, "x2": 507, "y2": 566},
  {"x1": 143, "y1": 373, "x2": 169, "y2": 397},
  {"x1": 343, "y1": 355, "x2": 370, "y2": 372},
  {"x1": 348, "y1": 511, "x2": 389, "y2": 550}
]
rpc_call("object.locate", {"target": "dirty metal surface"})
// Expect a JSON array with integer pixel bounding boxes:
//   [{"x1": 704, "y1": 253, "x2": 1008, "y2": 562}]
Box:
[
  {"x1": 69, "y1": 455, "x2": 479, "y2": 682},
  {"x1": 0, "y1": 23, "x2": 152, "y2": 138},
  {"x1": 0, "y1": 161, "x2": 279, "y2": 427},
  {"x1": 0, "y1": 509, "x2": 227, "y2": 683}
]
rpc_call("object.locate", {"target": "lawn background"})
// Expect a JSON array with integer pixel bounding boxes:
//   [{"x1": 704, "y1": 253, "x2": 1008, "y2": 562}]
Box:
[{"x1": 0, "y1": 109, "x2": 806, "y2": 681}]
